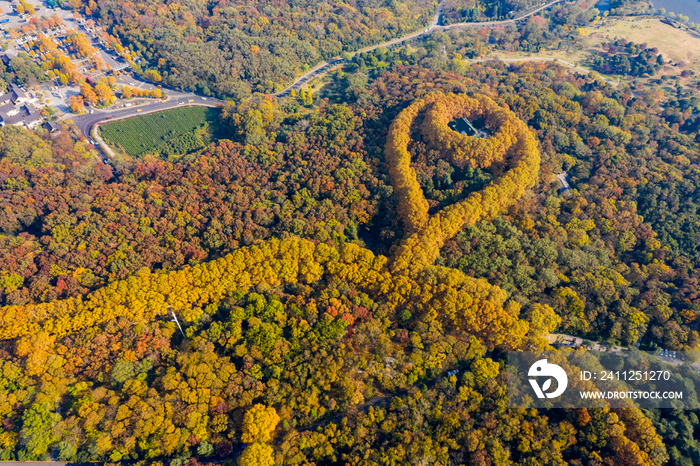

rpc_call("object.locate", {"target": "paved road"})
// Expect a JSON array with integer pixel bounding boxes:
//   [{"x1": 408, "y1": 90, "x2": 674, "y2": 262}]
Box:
[
  {"x1": 271, "y1": 0, "x2": 564, "y2": 96},
  {"x1": 436, "y1": 0, "x2": 563, "y2": 31},
  {"x1": 3, "y1": 8, "x2": 224, "y2": 139},
  {"x1": 271, "y1": 0, "x2": 446, "y2": 96},
  {"x1": 70, "y1": 94, "x2": 222, "y2": 141},
  {"x1": 71, "y1": 1, "x2": 565, "y2": 137}
]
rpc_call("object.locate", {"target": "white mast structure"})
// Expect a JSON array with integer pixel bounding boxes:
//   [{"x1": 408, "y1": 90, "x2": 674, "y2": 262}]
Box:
[{"x1": 169, "y1": 305, "x2": 186, "y2": 337}]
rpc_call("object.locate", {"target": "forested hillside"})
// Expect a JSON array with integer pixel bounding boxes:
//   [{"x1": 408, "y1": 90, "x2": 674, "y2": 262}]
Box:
[
  {"x1": 2, "y1": 53, "x2": 700, "y2": 464},
  {"x1": 441, "y1": 0, "x2": 542, "y2": 23},
  {"x1": 89, "y1": 0, "x2": 435, "y2": 95},
  {"x1": 84, "y1": 0, "x2": 570, "y2": 95}
]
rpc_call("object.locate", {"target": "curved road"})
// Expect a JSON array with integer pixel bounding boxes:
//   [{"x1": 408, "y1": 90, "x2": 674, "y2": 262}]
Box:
[
  {"x1": 271, "y1": 0, "x2": 565, "y2": 96},
  {"x1": 72, "y1": 0, "x2": 566, "y2": 140},
  {"x1": 77, "y1": 56, "x2": 618, "y2": 160},
  {"x1": 71, "y1": 0, "x2": 565, "y2": 138},
  {"x1": 72, "y1": 96, "x2": 223, "y2": 140}
]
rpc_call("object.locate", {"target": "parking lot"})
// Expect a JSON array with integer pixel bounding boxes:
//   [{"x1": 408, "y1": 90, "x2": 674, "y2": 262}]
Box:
[
  {"x1": 0, "y1": 1, "x2": 146, "y2": 110},
  {"x1": 1, "y1": 3, "x2": 130, "y2": 72},
  {"x1": 0, "y1": 0, "x2": 220, "y2": 137}
]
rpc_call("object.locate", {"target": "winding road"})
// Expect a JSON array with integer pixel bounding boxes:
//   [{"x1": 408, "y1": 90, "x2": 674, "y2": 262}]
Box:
[
  {"x1": 71, "y1": 0, "x2": 566, "y2": 141},
  {"x1": 72, "y1": 0, "x2": 570, "y2": 147},
  {"x1": 69, "y1": 88, "x2": 224, "y2": 160},
  {"x1": 271, "y1": 0, "x2": 566, "y2": 96},
  {"x1": 63, "y1": 70, "x2": 225, "y2": 141},
  {"x1": 71, "y1": 92, "x2": 223, "y2": 141}
]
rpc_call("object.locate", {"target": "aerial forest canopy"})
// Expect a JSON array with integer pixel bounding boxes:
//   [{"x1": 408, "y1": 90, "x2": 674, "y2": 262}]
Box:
[
  {"x1": 2, "y1": 56, "x2": 700, "y2": 464},
  {"x1": 0, "y1": 88, "x2": 568, "y2": 463},
  {"x1": 0, "y1": 92, "x2": 548, "y2": 348},
  {"x1": 91, "y1": 0, "x2": 436, "y2": 95}
]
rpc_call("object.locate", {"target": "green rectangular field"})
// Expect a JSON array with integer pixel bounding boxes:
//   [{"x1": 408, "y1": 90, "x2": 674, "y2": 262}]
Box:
[{"x1": 100, "y1": 106, "x2": 223, "y2": 158}]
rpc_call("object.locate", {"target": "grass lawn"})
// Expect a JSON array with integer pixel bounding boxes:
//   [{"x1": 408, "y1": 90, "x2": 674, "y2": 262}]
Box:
[
  {"x1": 478, "y1": 17, "x2": 700, "y2": 92},
  {"x1": 100, "y1": 106, "x2": 224, "y2": 158},
  {"x1": 594, "y1": 18, "x2": 700, "y2": 72}
]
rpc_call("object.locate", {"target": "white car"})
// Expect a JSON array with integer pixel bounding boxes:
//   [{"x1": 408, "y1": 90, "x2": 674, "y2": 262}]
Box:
[{"x1": 201, "y1": 97, "x2": 207, "y2": 100}]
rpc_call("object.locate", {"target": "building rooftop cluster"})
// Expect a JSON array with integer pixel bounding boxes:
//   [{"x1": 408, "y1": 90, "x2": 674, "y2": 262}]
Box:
[{"x1": 0, "y1": 83, "x2": 42, "y2": 128}]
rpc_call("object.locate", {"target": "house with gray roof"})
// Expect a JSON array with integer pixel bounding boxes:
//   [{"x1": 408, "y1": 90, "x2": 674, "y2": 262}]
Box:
[{"x1": 0, "y1": 85, "x2": 41, "y2": 128}]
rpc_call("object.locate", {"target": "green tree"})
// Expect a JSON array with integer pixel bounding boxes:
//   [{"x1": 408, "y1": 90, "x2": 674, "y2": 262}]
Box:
[
  {"x1": 144, "y1": 69, "x2": 163, "y2": 82},
  {"x1": 111, "y1": 360, "x2": 136, "y2": 385},
  {"x1": 20, "y1": 404, "x2": 59, "y2": 458},
  {"x1": 197, "y1": 441, "x2": 214, "y2": 457}
]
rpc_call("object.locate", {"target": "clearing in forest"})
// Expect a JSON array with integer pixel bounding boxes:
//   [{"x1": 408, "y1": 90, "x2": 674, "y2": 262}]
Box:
[
  {"x1": 100, "y1": 106, "x2": 224, "y2": 158},
  {"x1": 594, "y1": 18, "x2": 700, "y2": 71}
]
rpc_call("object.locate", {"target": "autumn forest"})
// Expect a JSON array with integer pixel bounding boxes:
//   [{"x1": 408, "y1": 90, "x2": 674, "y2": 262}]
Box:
[{"x1": 2, "y1": 0, "x2": 700, "y2": 464}]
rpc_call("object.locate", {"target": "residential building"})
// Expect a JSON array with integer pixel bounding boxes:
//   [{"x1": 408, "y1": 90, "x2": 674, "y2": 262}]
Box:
[{"x1": 44, "y1": 121, "x2": 62, "y2": 134}]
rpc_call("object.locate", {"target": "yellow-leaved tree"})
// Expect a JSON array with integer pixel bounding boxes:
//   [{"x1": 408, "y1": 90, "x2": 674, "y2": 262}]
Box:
[
  {"x1": 238, "y1": 443, "x2": 275, "y2": 466},
  {"x1": 241, "y1": 404, "x2": 280, "y2": 444},
  {"x1": 239, "y1": 405, "x2": 280, "y2": 466}
]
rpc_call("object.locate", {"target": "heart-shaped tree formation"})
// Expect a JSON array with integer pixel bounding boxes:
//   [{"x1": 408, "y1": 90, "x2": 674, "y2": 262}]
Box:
[
  {"x1": 421, "y1": 94, "x2": 519, "y2": 169},
  {"x1": 385, "y1": 92, "x2": 541, "y2": 274},
  {"x1": 0, "y1": 93, "x2": 555, "y2": 351}
]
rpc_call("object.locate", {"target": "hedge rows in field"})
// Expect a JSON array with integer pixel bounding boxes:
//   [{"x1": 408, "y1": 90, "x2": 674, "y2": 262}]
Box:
[
  {"x1": 100, "y1": 106, "x2": 218, "y2": 157},
  {"x1": 152, "y1": 132, "x2": 209, "y2": 156}
]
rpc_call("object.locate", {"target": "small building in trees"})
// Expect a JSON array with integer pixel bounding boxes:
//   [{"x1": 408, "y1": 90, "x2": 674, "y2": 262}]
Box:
[
  {"x1": 556, "y1": 172, "x2": 571, "y2": 192},
  {"x1": 44, "y1": 121, "x2": 62, "y2": 135},
  {"x1": 448, "y1": 117, "x2": 488, "y2": 138}
]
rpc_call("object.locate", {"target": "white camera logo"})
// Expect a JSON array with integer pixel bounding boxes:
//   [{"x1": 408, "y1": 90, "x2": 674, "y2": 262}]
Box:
[{"x1": 528, "y1": 359, "x2": 568, "y2": 399}]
